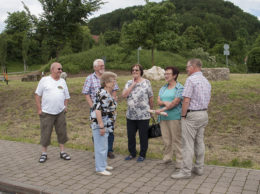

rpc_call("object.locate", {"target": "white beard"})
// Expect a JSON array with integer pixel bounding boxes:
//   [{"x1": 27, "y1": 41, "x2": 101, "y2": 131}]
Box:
[{"x1": 99, "y1": 69, "x2": 105, "y2": 74}]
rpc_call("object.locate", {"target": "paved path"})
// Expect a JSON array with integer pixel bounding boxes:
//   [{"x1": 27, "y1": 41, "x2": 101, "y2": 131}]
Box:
[{"x1": 0, "y1": 140, "x2": 259, "y2": 194}]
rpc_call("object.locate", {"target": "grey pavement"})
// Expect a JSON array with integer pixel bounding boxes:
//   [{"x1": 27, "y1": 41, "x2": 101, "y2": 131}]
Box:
[{"x1": 0, "y1": 140, "x2": 259, "y2": 194}]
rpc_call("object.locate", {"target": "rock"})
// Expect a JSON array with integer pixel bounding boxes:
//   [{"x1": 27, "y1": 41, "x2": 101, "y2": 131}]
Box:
[
  {"x1": 60, "y1": 72, "x2": 67, "y2": 80},
  {"x1": 143, "y1": 66, "x2": 165, "y2": 81},
  {"x1": 201, "y1": 68, "x2": 230, "y2": 81}
]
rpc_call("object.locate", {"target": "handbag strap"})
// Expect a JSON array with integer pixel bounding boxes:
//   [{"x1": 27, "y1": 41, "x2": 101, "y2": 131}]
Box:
[{"x1": 151, "y1": 116, "x2": 157, "y2": 124}]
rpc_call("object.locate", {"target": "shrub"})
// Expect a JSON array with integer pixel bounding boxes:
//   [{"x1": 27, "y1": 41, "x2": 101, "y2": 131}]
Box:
[
  {"x1": 247, "y1": 47, "x2": 260, "y2": 73},
  {"x1": 41, "y1": 45, "x2": 187, "y2": 73}
]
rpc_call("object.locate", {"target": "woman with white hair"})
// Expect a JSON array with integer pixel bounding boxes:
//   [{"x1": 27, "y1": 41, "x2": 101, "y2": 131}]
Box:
[{"x1": 90, "y1": 71, "x2": 117, "y2": 176}]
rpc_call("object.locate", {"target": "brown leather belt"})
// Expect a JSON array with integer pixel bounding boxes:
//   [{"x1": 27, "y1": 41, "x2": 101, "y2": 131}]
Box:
[{"x1": 187, "y1": 109, "x2": 207, "y2": 112}]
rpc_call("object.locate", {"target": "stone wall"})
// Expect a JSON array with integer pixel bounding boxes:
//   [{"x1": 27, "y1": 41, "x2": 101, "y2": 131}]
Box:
[
  {"x1": 21, "y1": 73, "x2": 41, "y2": 82},
  {"x1": 202, "y1": 68, "x2": 230, "y2": 81}
]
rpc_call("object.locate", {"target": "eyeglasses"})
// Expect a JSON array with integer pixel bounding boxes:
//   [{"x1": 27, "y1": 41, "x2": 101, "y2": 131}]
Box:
[
  {"x1": 164, "y1": 73, "x2": 172, "y2": 76},
  {"x1": 58, "y1": 68, "x2": 63, "y2": 71},
  {"x1": 132, "y1": 69, "x2": 140, "y2": 72}
]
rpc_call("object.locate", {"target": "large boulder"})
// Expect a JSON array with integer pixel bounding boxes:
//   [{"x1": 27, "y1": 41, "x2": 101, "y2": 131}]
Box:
[
  {"x1": 60, "y1": 72, "x2": 68, "y2": 80},
  {"x1": 201, "y1": 68, "x2": 230, "y2": 81},
  {"x1": 143, "y1": 66, "x2": 165, "y2": 81}
]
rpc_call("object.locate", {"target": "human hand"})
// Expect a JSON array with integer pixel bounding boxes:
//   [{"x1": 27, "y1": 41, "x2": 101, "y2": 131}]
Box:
[
  {"x1": 132, "y1": 78, "x2": 138, "y2": 86},
  {"x1": 155, "y1": 109, "x2": 161, "y2": 115},
  {"x1": 164, "y1": 101, "x2": 171, "y2": 107},
  {"x1": 37, "y1": 109, "x2": 42, "y2": 115},
  {"x1": 100, "y1": 128, "x2": 105, "y2": 136}
]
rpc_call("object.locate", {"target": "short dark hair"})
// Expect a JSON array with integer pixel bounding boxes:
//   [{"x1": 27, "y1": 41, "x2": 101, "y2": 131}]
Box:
[
  {"x1": 165, "y1": 66, "x2": 179, "y2": 81},
  {"x1": 131, "y1": 64, "x2": 144, "y2": 76}
]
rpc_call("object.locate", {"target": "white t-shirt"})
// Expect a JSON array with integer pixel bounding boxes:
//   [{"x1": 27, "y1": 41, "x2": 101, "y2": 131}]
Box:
[{"x1": 35, "y1": 76, "x2": 70, "y2": 115}]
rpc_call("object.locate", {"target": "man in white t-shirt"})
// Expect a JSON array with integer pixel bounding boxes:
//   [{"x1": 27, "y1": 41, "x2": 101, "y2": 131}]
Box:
[{"x1": 35, "y1": 62, "x2": 71, "y2": 163}]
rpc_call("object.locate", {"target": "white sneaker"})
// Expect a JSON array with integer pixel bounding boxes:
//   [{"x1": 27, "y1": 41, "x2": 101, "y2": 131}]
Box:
[
  {"x1": 192, "y1": 167, "x2": 203, "y2": 176},
  {"x1": 106, "y1": 166, "x2": 113, "y2": 170},
  {"x1": 171, "y1": 172, "x2": 191, "y2": 179},
  {"x1": 162, "y1": 159, "x2": 171, "y2": 164},
  {"x1": 97, "y1": 170, "x2": 112, "y2": 176}
]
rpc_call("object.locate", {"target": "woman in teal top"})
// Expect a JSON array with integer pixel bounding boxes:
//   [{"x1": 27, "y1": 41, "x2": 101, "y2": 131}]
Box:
[{"x1": 155, "y1": 66, "x2": 184, "y2": 170}]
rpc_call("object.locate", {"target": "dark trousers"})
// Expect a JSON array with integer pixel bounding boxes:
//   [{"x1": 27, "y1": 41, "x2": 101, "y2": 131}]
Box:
[
  {"x1": 126, "y1": 119, "x2": 149, "y2": 158},
  {"x1": 108, "y1": 132, "x2": 114, "y2": 152}
]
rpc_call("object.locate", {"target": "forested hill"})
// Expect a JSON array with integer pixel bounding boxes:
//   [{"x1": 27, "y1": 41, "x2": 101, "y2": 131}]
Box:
[
  {"x1": 88, "y1": 6, "x2": 142, "y2": 35},
  {"x1": 88, "y1": 0, "x2": 260, "y2": 40}
]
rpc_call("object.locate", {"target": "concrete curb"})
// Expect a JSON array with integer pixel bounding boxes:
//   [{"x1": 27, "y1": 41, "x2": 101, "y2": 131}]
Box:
[
  {"x1": 0, "y1": 178, "x2": 44, "y2": 194},
  {"x1": 0, "y1": 178, "x2": 72, "y2": 194},
  {"x1": 0, "y1": 178, "x2": 74, "y2": 194}
]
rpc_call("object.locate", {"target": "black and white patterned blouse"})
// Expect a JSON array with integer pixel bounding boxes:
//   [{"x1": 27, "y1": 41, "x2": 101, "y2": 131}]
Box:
[
  {"x1": 124, "y1": 79, "x2": 153, "y2": 120},
  {"x1": 90, "y1": 88, "x2": 117, "y2": 132}
]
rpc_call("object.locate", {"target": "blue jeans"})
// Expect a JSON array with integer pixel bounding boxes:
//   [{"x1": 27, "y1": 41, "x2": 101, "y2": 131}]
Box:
[
  {"x1": 92, "y1": 128, "x2": 109, "y2": 172},
  {"x1": 108, "y1": 132, "x2": 114, "y2": 152}
]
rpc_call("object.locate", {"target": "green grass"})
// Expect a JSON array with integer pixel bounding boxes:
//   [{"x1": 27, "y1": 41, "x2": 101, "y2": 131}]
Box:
[
  {"x1": 0, "y1": 73, "x2": 259, "y2": 169},
  {"x1": 4, "y1": 61, "x2": 44, "y2": 73}
]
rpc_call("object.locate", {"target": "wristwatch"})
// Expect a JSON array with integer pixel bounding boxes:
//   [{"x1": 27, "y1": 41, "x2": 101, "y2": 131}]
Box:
[{"x1": 181, "y1": 114, "x2": 187, "y2": 118}]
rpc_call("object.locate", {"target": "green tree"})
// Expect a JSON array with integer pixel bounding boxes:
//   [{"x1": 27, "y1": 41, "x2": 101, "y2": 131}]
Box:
[
  {"x1": 183, "y1": 25, "x2": 207, "y2": 50},
  {"x1": 81, "y1": 26, "x2": 94, "y2": 51},
  {"x1": 104, "y1": 30, "x2": 121, "y2": 45},
  {"x1": 22, "y1": 35, "x2": 30, "y2": 71},
  {"x1": 98, "y1": 33, "x2": 106, "y2": 46},
  {"x1": 253, "y1": 34, "x2": 260, "y2": 48},
  {"x1": 121, "y1": 0, "x2": 178, "y2": 65},
  {"x1": 4, "y1": 11, "x2": 32, "y2": 62},
  {"x1": 230, "y1": 37, "x2": 247, "y2": 64},
  {"x1": 0, "y1": 33, "x2": 7, "y2": 70},
  {"x1": 36, "y1": 0, "x2": 103, "y2": 58},
  {"x1": 5, "y1": 11, "x2": 31, "y2": 34},
  {"x1": 247, "y1": 47, "x2": 260, "y2": 73}
]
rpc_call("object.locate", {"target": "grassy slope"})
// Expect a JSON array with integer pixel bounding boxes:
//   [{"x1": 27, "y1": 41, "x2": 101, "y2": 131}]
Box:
[
  {"x1": 4, "y1": 61, "x2": 43, "y2": 73},
  {"x1": 0, "y1": 73, "x2": 259, "y2": 169}
]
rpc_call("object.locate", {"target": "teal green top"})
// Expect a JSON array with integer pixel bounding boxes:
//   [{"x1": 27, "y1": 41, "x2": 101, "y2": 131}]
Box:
[{"x1": 159, "y1": 82, "x2": 184, "y2": 121}]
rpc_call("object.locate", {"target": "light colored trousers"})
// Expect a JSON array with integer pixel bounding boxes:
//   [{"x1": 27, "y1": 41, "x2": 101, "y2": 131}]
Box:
[
  {"x1": 92, "y1": 128, "x2": 109, "y2": 172},
  {"x1": 160, "y1": 120, "x2": 182, "y2": 168},
  {"x1": 181, "y1": 111, "x2": 208, "y2": 175}
]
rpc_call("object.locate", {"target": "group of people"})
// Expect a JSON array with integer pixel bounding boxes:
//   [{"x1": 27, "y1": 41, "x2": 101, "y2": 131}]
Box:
[{"x1": 35, "y1": 58, "x2": 211, "y2": 179}]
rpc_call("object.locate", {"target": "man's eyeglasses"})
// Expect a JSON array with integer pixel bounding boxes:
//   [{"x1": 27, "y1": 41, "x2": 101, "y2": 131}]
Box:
[{"x1": 58, "y1": 68, "x2": 63, "y2": 71}]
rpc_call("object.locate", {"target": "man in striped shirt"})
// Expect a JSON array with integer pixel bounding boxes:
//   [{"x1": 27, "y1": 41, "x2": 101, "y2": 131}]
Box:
[
  {"x1": 82, "y1": 59, "x2": 119, "y2": 159},
  {"x1": 171, "y1": 58, "x2": 211, "y2": 179}
]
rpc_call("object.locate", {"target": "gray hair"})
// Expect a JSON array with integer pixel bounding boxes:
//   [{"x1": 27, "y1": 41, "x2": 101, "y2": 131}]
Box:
[
  {"x1": 93, "y1": 59, "x2": 104, "y2": 68},
  {"x1": 50, "y1": 62, "x2": 61, "y2": 72},
  {"x1": 100, "y1": 71, "x2": 117, "y2": 87},
  {"x1": 188, "y1": 58, "x2": 203, "y2": 68}
]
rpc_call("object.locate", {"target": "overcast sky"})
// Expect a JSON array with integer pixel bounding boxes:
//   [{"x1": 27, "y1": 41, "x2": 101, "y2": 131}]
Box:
[{"x1": 1, "y1": 0, "x2": 260, "y2": 32}]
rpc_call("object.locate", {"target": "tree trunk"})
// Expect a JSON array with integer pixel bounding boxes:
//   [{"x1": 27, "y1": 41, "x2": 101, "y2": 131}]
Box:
[
  {"x1": 151, "y1": 47, "x2": 154, "y2": 66},
  {"x1": 23, "y1": 59, "x2": 26, "y2": 72}
]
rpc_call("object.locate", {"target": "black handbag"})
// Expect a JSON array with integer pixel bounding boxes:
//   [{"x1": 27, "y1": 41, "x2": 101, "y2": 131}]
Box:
[{"x1": 148, "y1": 117, "x2": 162, "y2": 138}]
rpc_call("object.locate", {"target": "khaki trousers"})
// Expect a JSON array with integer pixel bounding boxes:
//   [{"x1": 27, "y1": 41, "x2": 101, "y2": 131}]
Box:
[
  {"x1": 181, "y1": 111, "x2": 208, "y2": 175},
  {"x1": 160, "y1": 120, "x2": 182, "y2": 168}
]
